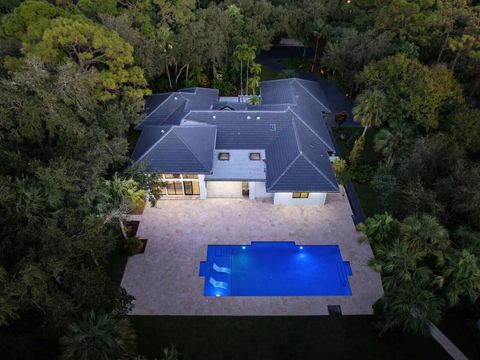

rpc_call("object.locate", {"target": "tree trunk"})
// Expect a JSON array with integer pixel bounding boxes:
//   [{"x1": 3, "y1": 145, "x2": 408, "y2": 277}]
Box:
[
  {"x1": 165, "y1": 64, "x2": 173, "y2": 89},
  {"x1": 311, "y1": 36, "x2": 320, "y2": 72},
  {"x1": 239, "y1": 60, "x2": 243, "y2": 96},
  {"x1": 212, "y1": 64, "x2": 217, "y2": 79},
  {"x1": 469, "y1": 72, "x2": 480, "y2": 101},
  {"x1": 185, "y1": 64, "x2": 189, "y2": 83},
  {"x1": 246, "y1": 59, "x2": 250, "y2": 96},
  {"x1": 437, "y1": 30, "x2": 450, "y2": 63},
  {"x1": 451, "y1": 52, "x2": 461, "y2": 72},
  {"x1": 362, "y1": 125, "x2": 368, "y2": 137},
  {"x1": 120, "y1": 219, "x2": 127, "y2": 240},
  {"x1": 175, "y1": 64, "x2": 188, "y2": 86}
]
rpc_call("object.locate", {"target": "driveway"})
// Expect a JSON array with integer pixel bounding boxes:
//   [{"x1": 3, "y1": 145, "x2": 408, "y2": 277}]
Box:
[{"x1": 121, "y1": 192, "x2": 383, "y2": 315}]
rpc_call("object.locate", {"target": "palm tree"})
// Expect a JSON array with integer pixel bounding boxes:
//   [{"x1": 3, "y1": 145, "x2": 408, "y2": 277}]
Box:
[
  {"x1": 370, "y1": 240, "x2": 431, "y2": 292},
  {"x1": 442, "y1": 250, "x2": 480, "y2": 306},
  {"x1": 357, "y1": 212, "x2": 400, "y2": 246},
  {"x1": 61, "y1": 311, "x2": 136, "y2": 360},
  {"x1": 309, "y1": 19, "x2": 332, "y2": 71},
  {"x1": 400, "y1": 214, "x2": 450, "y2": 261},
  {"x1": 249, "y1": 63, "x2": 262, "y2": 93},
  {"x1": 378, "y1": 286, "x2": 444, "y2": 336},
  {"x1": 374, "y1": 121, "x2": 414, "y2": 165},
  {"x1": 353, "y1": 89, "x2": 387, "y2": 137},
  {"x1": 244, "y1": 45, "x2": 256, "y2": 96},
  {"x1": 233, "y1": 44, "x2": 247, "y2": 96}
]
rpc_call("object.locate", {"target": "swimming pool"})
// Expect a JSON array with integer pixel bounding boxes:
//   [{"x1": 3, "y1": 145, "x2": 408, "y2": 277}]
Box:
[{"x1": 199, "y1": 241, "x2": 353, "y2": 297}]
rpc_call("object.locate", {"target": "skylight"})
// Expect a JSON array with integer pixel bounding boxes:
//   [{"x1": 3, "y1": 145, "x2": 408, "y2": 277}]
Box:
[
  {"x1": 218, "y1": 152, "x2": 230, "y2": 161},
  {"x1": 249, "y1": 153, "x2": 261, "y2": 161}
]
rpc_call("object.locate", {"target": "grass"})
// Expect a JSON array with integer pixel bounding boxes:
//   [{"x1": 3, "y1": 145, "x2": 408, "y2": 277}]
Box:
[
  {"x1": 439, "y1": 312, "x2": 480, "y2": 360},
  {"x1": 131, "y1": 315, "x2": 451, "y2": 360}
]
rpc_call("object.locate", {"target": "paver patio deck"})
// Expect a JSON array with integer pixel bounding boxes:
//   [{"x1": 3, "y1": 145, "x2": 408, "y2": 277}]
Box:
[{"x1": 121, "y1": 192, "x2": 384, "y2": 315}]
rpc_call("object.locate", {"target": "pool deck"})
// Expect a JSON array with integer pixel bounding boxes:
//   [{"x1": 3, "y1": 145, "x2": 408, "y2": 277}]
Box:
[{"x1": 121, "y1": 192, "x2": 384, "y2": 315}]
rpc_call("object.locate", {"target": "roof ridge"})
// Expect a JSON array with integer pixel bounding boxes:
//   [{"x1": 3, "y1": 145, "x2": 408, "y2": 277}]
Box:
[
  {"x1": 185, "y1": 109, "x2": 290, "y2": 114},
  {"x1": 132, "y1": 126, "x2": 174, "y2": 165},
  {"x1": 291, "y1": 119, "x2": 302, "y2": 154},
  {"x1": 293, "y1": 79, "x2": 331, "y2": 111},
  {"x1": 136, "y1": 93, "x2": 174, "y2": 127},
  {"x1": 173, "y1": 127, "x2": 212, "y2": 171},
  {"x1": 267, "y1": 152, "x2": 302, "y2": 191},
  {"x1": 288, "y1": 108, "x2": 333, "y2": 151},
  {"x1": 300, "y1": 153, "x2": 338, "y2": 191},
  {"x1": 260, "y1": 78, "x2": 295, "y2": 84}
]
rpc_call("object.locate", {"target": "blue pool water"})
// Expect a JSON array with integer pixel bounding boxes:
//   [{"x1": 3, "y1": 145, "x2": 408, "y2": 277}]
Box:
[{"x1": 199, "y1": 241, "x2": 352, "y2": 297}]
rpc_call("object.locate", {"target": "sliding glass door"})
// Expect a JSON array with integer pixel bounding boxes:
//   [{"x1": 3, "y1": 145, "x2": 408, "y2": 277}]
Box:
[{"x1": 183, "y1": 181, "x2": 200, "y2": 195}]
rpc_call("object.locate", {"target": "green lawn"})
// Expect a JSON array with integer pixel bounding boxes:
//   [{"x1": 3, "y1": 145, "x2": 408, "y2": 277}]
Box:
[{"x1": 131, "y1": 315, "x2": 450, "y2": 360}]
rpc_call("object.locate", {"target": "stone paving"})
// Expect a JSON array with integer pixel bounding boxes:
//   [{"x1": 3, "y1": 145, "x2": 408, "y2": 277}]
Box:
[{"x1": 121, "y1": 193, "x2": 384, "y2": 315}]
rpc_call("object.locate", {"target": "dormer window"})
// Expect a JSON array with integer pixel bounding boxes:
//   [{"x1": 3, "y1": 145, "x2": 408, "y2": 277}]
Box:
[
  {"x1": 249, "y1": 153, "x2": 261, "y2": 161},
  {"x1": 218, "y1": 152, "x2": 230, "y2": 161}
]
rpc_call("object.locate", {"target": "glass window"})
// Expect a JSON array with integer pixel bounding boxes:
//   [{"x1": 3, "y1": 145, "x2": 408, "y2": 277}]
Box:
[
  {"x1": 167, "y1": 181, "x2": 183, "y2": 195},
  {"x1": 182, "y1": 174, "x2": 198, "y2": 179},
  {"x1": 164, "y1": 174, "x2": 180, "y2": 179},
  {"x1": 218, "y1": 152, "x2": 230, "y2": 161},
  {"x1": 192, "y1": 181, "x2": 200, "y2": 195},
  {"x1": 183, "y1": 181, "x2": 200, "y2": 195},
  {"x1": 249, "y1": 153, "x2": 261, "y2": 160},
  {"x1": 292, "y1": 192, "x2": 309, "y2": 198}
]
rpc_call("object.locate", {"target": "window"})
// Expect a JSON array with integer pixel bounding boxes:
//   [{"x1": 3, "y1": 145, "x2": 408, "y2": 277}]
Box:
[
  {"x1": 167, "y1": 181, "x2": 183, "y2": 195},
  {"x1": 183, "y1": 181, "x2": 200, "y2": 195},
  {"x1": 292, "y1": 192, "x2": 309, "y2": 199},
  {"x1": 249, "y1": 153, "x2": 261, "y2": 161},
  {"x1": 164, "y1": 174, "x2": 180, "y2": 179},
  {"x1": 218, "y1": 152, "x2": 230, "y2": 161},
  {"x1": 182, "y1": 174, "x2": 198, "y2": 179}
]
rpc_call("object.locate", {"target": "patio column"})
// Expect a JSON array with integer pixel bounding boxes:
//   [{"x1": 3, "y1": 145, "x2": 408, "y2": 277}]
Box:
[{"x1": 198, "y1": 175, "x2": 207, "y2": 199}]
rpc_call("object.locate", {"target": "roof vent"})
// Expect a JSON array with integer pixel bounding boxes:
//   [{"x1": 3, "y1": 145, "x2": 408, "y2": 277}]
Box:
[
  {"x1": 310, "y1": 142, "x2": 315, "y2": 148},
  {"x1": 247, "y1": 116, "x2": 251, "y2": 120},
  {"x1": 269, "y1": 124, "x2": 276, "y2": 131},
  {"x1": 256, "y1": 116, "x2": 261, "y2": 120},
  {"x1": 212, "y1": 115, "x2": 216, "y2": 119},
  {"x1": 174, "y1": 96, "x2": 178, "y2": 100},
  {"x1": 161, "y1": 129, "x2": 165, "y2": 134}
]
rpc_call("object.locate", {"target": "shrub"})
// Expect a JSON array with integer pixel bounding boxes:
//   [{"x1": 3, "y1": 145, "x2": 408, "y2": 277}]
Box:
[
  {"x1": 123, "y1": 236, "x2": 143, "y2": 256},
  {"x1": 349, "y1": 164, "x2": 375, "y2": 183},
  {"x1": 349, "y1": 136, "x2": 365, "y2": 165}
]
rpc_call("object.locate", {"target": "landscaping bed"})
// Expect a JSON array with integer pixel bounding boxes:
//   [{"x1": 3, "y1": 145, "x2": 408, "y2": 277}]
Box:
[{"x1": 332, "y1": 127, "x2": 382, "y2": 218}]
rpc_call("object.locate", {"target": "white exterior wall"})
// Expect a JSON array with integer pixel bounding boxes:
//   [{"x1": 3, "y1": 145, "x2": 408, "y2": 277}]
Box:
[
  {"x1": 273, "y1": 192, "x2": 327, "y2": 206},
  {"x1": 248, "y1": 182, "x2": 273, "y2": 199},
  {"x1": 198, "y1": 175, "x2": 207, "y2": 199}
]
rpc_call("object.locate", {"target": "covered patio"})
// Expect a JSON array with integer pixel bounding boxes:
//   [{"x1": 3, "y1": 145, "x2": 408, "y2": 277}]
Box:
[{"x1": 121, "y1": 192, "x2": 383, "y2": 315}]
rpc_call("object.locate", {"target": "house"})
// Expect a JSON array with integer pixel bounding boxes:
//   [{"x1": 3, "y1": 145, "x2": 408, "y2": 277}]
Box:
[{"x1": 131, "y1": 78, "x2": 339, "y2": 205}]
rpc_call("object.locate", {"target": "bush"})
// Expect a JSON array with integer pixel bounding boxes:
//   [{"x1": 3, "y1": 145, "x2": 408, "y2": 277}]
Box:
[
  {"x1": 349, "y1": 136, "x2": 366, "y2": 165},
  {"x1": 349, "y1": 164, "x2": 375, "y2": 183},
  {"x1": 123, "y1": 236, "x2": 143, "y2": 256}
]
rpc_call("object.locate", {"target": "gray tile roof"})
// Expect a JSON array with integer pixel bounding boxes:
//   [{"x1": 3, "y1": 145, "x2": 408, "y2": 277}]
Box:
[
  {"x1": 212, "y1": 101, "x2": 249, "y2": 110},
  {"x1": 183, "y1": 110, "x2": 293, "y2": 149},
  {"x1": 131, "y1": 79, "x2": 339, "y2": 192},
  {"x1": 265, "y1": 121, "x2": 338, "y2": 192},
  {"x1": 135, "y1": 88, "x2": 219, "y2": 130},
  {"x1": 132, "y1": 125, "x2": 216, "y2": 173}
]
